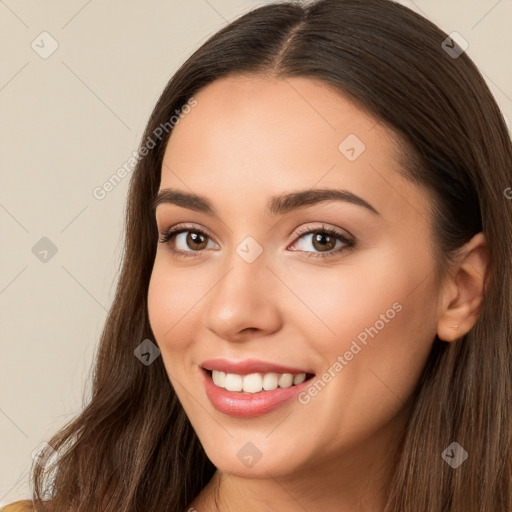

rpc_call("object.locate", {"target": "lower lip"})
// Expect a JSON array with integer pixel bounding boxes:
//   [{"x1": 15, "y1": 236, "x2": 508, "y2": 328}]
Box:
[{"x1": 200, "y1": 367, "x2": 314, "y2": 418}]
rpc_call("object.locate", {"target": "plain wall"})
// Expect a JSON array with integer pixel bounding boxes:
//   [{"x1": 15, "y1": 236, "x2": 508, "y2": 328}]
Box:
[{"x1": 1, "y1": 0, "x2": 511, "y2": 505}]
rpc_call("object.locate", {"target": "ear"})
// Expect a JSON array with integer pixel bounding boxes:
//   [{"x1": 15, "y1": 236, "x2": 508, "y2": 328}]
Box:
[{"x1": 436, "y1": 232, "x2": 489, "y2": 342}]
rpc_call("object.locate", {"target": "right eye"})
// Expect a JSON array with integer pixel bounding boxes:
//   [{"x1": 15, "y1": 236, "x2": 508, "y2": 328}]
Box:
[{"x1": 159, "y1": 225, "x2": 220, "y2": 257}]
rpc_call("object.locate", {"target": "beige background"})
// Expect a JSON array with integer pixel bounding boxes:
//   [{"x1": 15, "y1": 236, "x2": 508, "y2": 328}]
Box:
[{"x1": 1, "y1": 0, "x2": 511, "y2": 505}]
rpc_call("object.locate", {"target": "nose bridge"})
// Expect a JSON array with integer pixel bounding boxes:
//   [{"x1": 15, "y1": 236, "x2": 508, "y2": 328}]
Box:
[
  {"x1": 203, "y1": 239, "x2": 281, "y2": 338},
  {"x1": 213, "y1": 240, "x2": 270, "y2": 308}
]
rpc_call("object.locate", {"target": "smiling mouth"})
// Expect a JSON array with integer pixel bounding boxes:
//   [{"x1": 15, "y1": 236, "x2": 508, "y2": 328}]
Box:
[{"x1": 203, "y1": 368, "x2": 316, "y2": 394}]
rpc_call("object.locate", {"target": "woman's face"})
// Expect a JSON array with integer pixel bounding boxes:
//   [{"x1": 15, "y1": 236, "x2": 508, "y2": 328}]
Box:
[{"x1": 148, "y1": 74, "x2": 442, "y2": 481}]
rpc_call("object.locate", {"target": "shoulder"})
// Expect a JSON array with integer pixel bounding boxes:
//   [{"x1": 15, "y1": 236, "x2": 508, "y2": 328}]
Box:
[{"x1": 1, "y1": 500, "x2": 35, "y2": 512}]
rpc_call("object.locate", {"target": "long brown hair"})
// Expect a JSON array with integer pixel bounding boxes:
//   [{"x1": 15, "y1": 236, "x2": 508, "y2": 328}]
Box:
[{"x1": 31, "y1": 1, "x2": 511, "y2": 510}]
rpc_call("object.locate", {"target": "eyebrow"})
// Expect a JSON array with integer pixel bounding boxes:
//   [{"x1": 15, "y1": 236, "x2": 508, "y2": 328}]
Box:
[{"x1": 152, "y1": 187, "x2": 380, "y2": 217}]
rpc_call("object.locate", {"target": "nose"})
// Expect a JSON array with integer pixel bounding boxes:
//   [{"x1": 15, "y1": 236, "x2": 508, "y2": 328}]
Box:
[{"x1": 202, "y1": 250, "x2": 283, "y2": 342}]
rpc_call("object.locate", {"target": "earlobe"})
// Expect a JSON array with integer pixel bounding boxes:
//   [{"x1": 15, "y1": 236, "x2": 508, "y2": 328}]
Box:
[{"x1": 436, "y1": 232, "x2": 489, "y2": 342}]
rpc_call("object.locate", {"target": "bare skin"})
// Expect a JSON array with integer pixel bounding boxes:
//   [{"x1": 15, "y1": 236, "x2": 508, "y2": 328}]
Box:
[{"x1": 147, "y1": 74, "x2": 488, "y2": 512}]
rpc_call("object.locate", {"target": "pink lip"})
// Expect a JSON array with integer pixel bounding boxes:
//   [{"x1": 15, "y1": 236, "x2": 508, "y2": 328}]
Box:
[
  {"x1": 200, "y1": 358, "x2": 313, "y2": 375},
  {"x1": 200, "y1": 367, "x2": 314, "y2": 418}
]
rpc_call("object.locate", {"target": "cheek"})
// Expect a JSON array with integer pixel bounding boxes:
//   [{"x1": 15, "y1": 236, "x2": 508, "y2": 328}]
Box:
[
  {"x1": 288, "y1": 249, "x2": 437, "y2": 436},
  {"x1": 296, "y1": 238, "x2": 435, "y2": 331},
  {"x1": 277, "y1": 293, "x2": 433, "y2": 462},
  {"x1": 282, "y1": 247, "x2": 430, "y2": 349},
  {"x1": 147, "y1": 255, "x2": 207, "y2": 355},
  {"x1": 283, "y1": 247, "x2": 437, "y2": 403}
]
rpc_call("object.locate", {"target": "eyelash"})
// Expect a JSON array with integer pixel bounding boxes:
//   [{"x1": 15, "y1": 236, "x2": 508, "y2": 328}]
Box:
[{"x1": 158, "y1": 223, "x2": 355, "y2": 259}]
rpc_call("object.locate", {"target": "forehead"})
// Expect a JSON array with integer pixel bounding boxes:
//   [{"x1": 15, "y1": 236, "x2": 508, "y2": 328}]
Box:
[
  {"x1": 160, "y1": 74, "x2": 431, "y2": 227},
  {"x1": 166, "y1": 74, "x2": 388, "y2": 159}
]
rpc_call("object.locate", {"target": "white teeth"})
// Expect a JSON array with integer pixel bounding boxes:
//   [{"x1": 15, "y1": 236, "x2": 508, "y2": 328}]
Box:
[
  {"x1": 212, "y1": 370, "x2": 226, "y2": 387},
  {"x1": 242, "y1": 373, "x2": 263, "y2": 393},
  {"x1": 209, "y1": 370, "x2": 309, "y2": 393},
  {"x1": 262, "y1": 372, "x2": 279, "y2": 391},
  {"x1": 293, "y1": 373, "x2": 306, "y2": 385},
  {"x1": 278, "y1": 373, "x2": 294, "y2": 388},
  {"x1": 224, "y1": 373, "x2": 243, "y2": 392}
]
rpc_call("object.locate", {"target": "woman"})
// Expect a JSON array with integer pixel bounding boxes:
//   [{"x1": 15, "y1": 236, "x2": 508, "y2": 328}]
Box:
[{"x1": 5, "y1": 0, "x2": 511, "y2": 510}]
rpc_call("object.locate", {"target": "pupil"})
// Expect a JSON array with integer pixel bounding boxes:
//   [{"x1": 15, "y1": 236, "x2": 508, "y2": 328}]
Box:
[
  {"x1": 188, "y1": 232, "x2": 206, "y2": 250},
  {"x1": 314, "y1": 233, "x2": 333, "y2": 251}
]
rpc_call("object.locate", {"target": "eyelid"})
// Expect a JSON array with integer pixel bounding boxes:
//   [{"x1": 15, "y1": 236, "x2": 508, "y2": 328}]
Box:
[
  {"x1": 159, "y1": 222, "x2": 214, "y2": 237},
  {"x1": 290, "y1": 222, "x2": 354, "y2": 243}
]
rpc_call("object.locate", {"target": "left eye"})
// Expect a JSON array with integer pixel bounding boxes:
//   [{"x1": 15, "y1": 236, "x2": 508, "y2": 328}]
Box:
[{"x1": 289, "y1": 227, "x2": 353, "y2": 257}]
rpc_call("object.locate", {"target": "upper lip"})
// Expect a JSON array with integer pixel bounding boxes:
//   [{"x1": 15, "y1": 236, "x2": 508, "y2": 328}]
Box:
[{"x1": 201, "y1": 358, "x2": 314, "y2": 376}]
